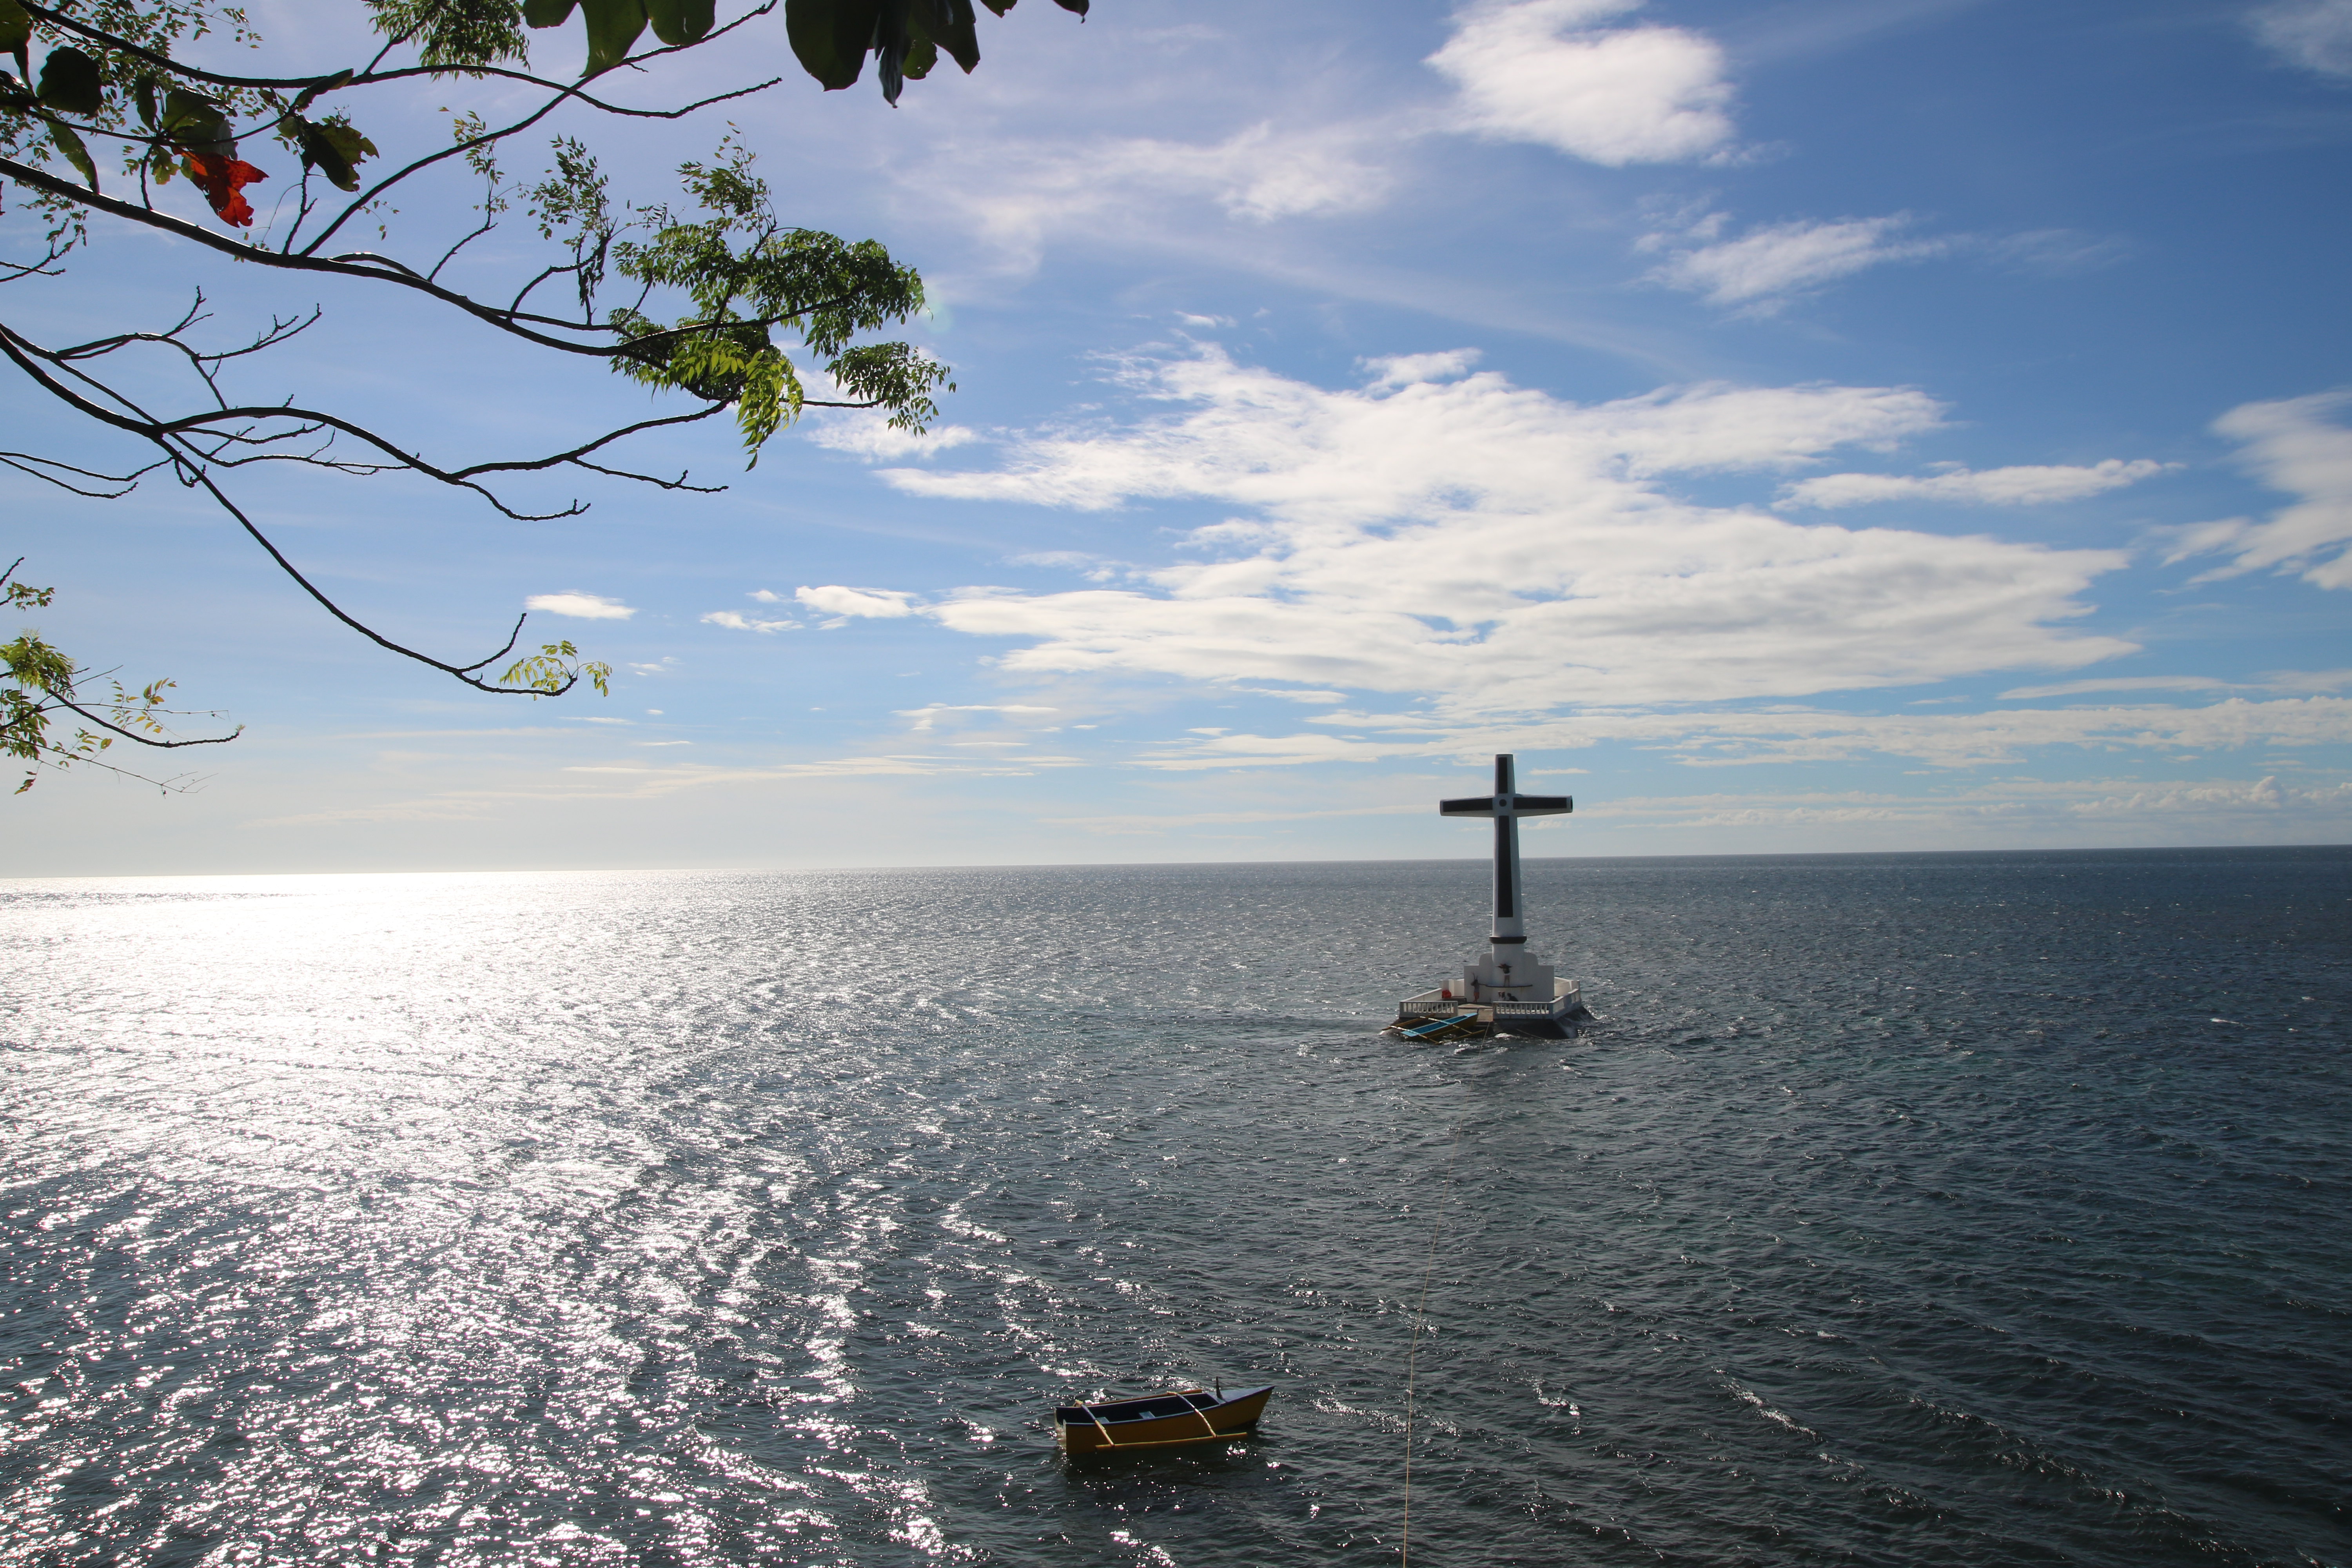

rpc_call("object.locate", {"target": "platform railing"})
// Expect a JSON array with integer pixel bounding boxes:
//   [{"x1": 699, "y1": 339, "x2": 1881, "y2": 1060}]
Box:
[{"x1": 1399, "y1": 983, "x2": 1581, "y2": 1020}]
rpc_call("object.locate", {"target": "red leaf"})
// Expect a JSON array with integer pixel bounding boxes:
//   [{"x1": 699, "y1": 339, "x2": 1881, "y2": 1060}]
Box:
[{"x1": 181, "y1": 152, "x2": 267, "y2": 227}]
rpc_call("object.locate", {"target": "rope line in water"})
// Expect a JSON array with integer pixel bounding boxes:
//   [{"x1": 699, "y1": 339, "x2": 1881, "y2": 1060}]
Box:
[{"x1": 1400, "y1": 1124, "x2": 1462, "y2": 1568}]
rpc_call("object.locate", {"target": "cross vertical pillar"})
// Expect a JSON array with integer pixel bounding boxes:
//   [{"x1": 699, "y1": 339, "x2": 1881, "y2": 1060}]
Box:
[
  {"x1": 1439, "y1": 753, "x2": 1572, "y2": 993},
  {"x1": 1490, "y1": 753, "x2": 1524, "y2": 950}
]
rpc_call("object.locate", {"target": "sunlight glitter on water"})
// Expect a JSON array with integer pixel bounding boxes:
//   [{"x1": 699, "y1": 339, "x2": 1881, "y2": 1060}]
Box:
[{"x1": 4, "y1": 855, "x2": 2349, "y2": 1565}]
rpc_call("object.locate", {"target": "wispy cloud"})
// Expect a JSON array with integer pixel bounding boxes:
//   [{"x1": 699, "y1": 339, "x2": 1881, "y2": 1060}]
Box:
[
  {"x1": 1220, "y1": 684, "x2": 1349, "y2": 704},
  {"x1": 1643, "y1": 213, "x2": 1945, "y2": 310},
  {"x1": 1996, "y1": 675, "x2": 2230, "y2": 700},
  {"x1": 1985, "y1": 228, "x2": 2132, "y2": 276},
  {"x1": 2250, "y1": 0, "x2": 2352, "y2": 77},
  {"x1": 253, "y1": 752, "x2": 1067, "y2": 825},
  {"x1": 2161, "y1": 390, "x2": 2352, "y2": 588},
  {"x1": 1040, "y1": 802, "x2": 1414, "y2": 837},
  {"x1": 897, "y1": 703, "x2": 1059, "y2": 732},
  {"x1": 1430, "y1": 0, "x2": 1739, "y2": 165},
  {"x1": 1128, "y1": 695, "x2": 2352, "y2": 771},
  {"x1": 797, "y1": 585, "x2": 918, "y2": 622},
  {"x1": 879, "y1": 347, "x2": 2137, "y2": 713},
  {"x1": 807, "y1": 413, "x2": 980, "y2": 462},
  {"x1": 1363, "y1": 348, "x2": 1485, "y2": 388},
  {"x1": 893, "y1": 121, "x2": 1394, "y2": 272},
  {"x1": 1780, "y1": 458, "x2": 2171, "y2": 508},
  {"x1": 1584, "y1": 773, "x2": 2352, "y2": 838},
  {"x1": 525, "y1": 592, "x2": 636, "y2": 620},
  {"x1": 701, "y1": 610, "x2": 799, "y2": 633}
]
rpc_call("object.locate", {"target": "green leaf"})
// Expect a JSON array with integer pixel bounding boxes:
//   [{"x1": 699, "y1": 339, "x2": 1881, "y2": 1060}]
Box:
[
  {"x1": 36, "y1": 47, "x2": 103, "y2": 116},
  {"x1": 911, "y1": 0, "x2": 980, "y2": 73},
  {"x1": 318, "y1": 121, "x2": 380, "y2": 169},
  {"x1": 0, "y1": 0, "x2": 25, "y2": 85},
  {"x1": 45, "y1": 116, "x2": 98, "y2": 189},
  {"x1": 499, "y1": 641, "x2": 606, "y2": 697},
  {"x1": 644, "y1": 0, "x2": 715, "y2": 47},
  {"x1": 786, "y1": 0, "x2": 880, "y2": 91},
  {"x1": 978, "y1": 0, "x2": 1013, "y2": 15},
  {"x1": 899, "y1": 33, "x2": 936, "y2": 80},
  {"x1": 283, "y1": 114, "x2": 378, "y2": 192},
  {"x1": 161, "y1": 88, "x2": 236, "y2": 156},
  {"x1": 605, "y1": 146, "x2": 946, "y2": 457},
  {"x1": 366, "y1": 0, "x2": 528, "y2": 67},
  {"x1": 1051, "y1": 0, "x2": 1086, "y2": 12},
  {"x1": 133, "y1": 75, "x2": 157, "y2": 130},
  {"x1": 523, "y1": 0, "x2": 578, "y2": 24},
  {"x1": 579, "y1": 0, "x2": 648, "y2": 76}
]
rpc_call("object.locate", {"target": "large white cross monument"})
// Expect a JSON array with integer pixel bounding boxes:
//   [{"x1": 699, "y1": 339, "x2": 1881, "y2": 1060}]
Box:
[{"x1": 1394, "y1": 754, "x2": 1590, "y2": 1037}]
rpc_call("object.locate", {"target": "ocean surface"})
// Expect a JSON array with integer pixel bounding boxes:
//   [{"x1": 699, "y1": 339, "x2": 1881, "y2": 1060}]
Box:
[{"x1": 2, "y1": 849, "x2": 2347, "y2": 1567}]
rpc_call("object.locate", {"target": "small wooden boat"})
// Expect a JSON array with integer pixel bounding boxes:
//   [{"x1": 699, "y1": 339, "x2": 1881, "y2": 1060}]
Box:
[
  {"x1": 1396, "y1": 1011, "x2": 1485, "y2": 1041},
  {"x1": 1054, "y1": 1385, "x2": 1274, "y2": 1454}
]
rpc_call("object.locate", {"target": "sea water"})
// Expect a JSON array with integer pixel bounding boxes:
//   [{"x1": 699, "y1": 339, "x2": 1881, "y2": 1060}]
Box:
[{"x1": 2, "y1": 849, "x2": 2346, "y2": 1566}]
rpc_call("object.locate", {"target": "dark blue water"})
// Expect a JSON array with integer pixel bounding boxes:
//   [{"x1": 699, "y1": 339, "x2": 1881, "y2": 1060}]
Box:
[{"x1": 3, "y1": 848, "x2": 2347, "y2": 1566}]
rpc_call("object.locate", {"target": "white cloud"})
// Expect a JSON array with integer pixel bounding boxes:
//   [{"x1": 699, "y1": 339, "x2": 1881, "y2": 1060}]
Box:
[
  {"x1": 898, "y1": 122, "x2": 1393, "y2": 271},
  {"x1": 1131, "y1": 695, "x2": 2352, "y2": 771},
  {"x1": 1430, "y1": 0, "x2": 1738, "y2": 165},
  {"x1": 807, "y1": 413, "x2": 980, "y2": 462},
  {"x1": 1997, "y1": 675, "x2": 2230, "y2": 700},
  {"x1": 525, "y1": 592, "x2": 636, "y2": 620},
  {"x1": 2259, "y1": 667, "x2": 2352, "y2": 691},
  {"x1": 749, "y1": 589, "x2": 783, "y2": 602},
  {"x1": 1039, "y1": 801, "x2": 1410, "y2": 837},
  {"x1": 2163, "y1": 390, "x2": 2352, "y2": 588},
  {"x1": 1363, "y1": 348, "x2": 1483, "y2": 388},
  {"x1": 882, "y1": 348, "x2": 2135, "y2": 713},
  {"x1": 1644, "y1": 214, "x2": 1944, "y2": 309},
  {"x1": 2251, "y1": 0, "x2": 2352, "y2": 76},
  {"x1": 1780, "y1": 458, "x2": 2171, "y2": 508},
  {"x1": 1221, "y1": 684, "x2": 1349, "y2": 704},
  {"x1": 797, "y1": 585, "x2": 918, "y2": 619},
  {"x1": 1581, "y1": 773, "x2": 2352, "y2": 841},
  {"x1": 897, "y1": 703, "x2": 1059, "y2": 732},
  {"x1": 1986, "y1": 229, "x2": 2132, "y2": 276},
  {"x1": 701, "y1": 610, "x2": 799, "y2": 633}
]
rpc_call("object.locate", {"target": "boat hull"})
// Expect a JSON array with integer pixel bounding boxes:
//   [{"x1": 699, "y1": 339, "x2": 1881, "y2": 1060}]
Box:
[{"x1": 1055, "y1": 1386, "x2": 1273, "y2": 1454}]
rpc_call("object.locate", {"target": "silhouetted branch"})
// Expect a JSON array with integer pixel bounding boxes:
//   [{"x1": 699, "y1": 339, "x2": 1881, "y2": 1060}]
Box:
[{"x1": 0, "y1": 451, "x2": 167, "y2": 497}]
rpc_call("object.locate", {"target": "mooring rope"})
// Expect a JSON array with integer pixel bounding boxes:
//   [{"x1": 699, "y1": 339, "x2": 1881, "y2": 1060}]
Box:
[{"x1": 1400, "y1": 1124, "x2": 1462, "y2": 1568}]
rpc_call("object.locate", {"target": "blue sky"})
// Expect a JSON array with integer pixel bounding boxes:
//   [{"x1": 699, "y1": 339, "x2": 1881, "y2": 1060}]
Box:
[{"x1": 9, "y1": 0, "x2": 2351, "y2": 874}]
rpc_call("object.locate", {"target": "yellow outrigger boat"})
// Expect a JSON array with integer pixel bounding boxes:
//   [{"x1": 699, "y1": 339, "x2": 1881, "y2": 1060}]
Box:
[{"x1": 1054, "y1": 1385, "x2": 1274, "y2": 1454}]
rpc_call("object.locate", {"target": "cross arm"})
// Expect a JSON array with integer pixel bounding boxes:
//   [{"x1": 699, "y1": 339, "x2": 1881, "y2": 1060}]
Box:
[{"x1": 1437, "y1": 794, "x2": 1573, "y2": 817}]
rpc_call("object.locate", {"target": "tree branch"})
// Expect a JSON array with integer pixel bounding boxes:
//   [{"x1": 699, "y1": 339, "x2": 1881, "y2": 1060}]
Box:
[
  {"x1": 51, "y1": 694, "x2": 241, "y2": 750},
  {"x1": 174, "y1": 461, "x2": 583, "y2": 697},
  {"x1": 0, "y1": 159, "x2": 866, "y2": 369},
  {"x1": 18, "y1": 1, "x2": 780, "y2": 111},
  {"x1": 0, "y1": 451, "x2": 167, "y2": 497}
]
